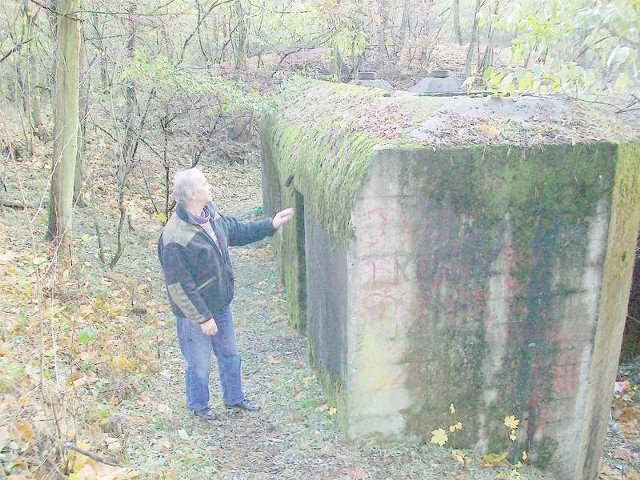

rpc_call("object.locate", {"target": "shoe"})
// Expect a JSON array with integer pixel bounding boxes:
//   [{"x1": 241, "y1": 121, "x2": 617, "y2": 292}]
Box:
[
  {"x1": 193, "y1": 407, "x2": 218, "y2": 420},
  {"x1": 225, "y1": 399, "x2": 261, "y2": 412}
]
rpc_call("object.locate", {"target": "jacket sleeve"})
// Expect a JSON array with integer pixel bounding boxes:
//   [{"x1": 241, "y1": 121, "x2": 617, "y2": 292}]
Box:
[
  {"x1": 161, "y1": 242, "x2": 212, "y2": 323},
  {"x1": 220, "y1": 214, "x2": 277, "y2": 247}
]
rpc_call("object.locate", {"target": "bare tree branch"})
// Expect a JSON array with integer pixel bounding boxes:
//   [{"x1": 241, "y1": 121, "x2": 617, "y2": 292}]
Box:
[{"x1": 0, "y1": 39, "x2": 32, "y2": 63}]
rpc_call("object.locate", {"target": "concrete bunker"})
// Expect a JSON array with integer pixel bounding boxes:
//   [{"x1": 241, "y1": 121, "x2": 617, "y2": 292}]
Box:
[{"x1": 261, "y1": 79, "x2": 640, "y2": 479}]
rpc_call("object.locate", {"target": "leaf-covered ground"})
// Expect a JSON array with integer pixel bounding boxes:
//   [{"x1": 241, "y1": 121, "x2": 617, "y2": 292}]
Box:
[{"x1": 1, "y1": 107, "x2": 639, "y2": 479}]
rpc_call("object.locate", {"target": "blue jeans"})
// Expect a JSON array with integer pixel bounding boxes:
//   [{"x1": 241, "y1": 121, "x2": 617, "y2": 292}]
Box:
[{"x1": 176, "y1": 306, "x2": 244, "y2": 411}]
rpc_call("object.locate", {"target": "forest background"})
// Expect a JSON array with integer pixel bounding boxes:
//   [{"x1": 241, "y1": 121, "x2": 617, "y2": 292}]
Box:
[{"x1": 1, "y1": 0, "x2": 639, "y2": 478}]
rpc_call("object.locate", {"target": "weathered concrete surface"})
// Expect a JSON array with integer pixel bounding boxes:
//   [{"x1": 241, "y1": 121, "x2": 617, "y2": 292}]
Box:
[
  {"x1": 409, "y1": 73, "x2": 464, "y2": 94},
  {"x1": 261, "y1": 80, "x2": 640, "y2": 480},
  {"x1": 349, "y1": 144, "x2": 639, "y2": 478}
]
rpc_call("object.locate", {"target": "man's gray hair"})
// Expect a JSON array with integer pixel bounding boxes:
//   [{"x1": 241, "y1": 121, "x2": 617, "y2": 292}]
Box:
[{"x1": 172, "y1": 168, "x2": 201, "y2": 204}]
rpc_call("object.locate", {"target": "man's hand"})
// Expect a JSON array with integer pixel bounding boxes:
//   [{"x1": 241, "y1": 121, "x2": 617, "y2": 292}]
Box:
[
  {"x1": 272, "y1": 207, "x2": 294, "y2": 229},
  {"x1": 200, "y1": 318, "x2": 218, "y2": 336}
]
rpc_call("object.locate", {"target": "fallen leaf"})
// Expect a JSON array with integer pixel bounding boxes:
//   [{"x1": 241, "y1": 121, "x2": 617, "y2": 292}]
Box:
[
  {"x1": 452, "y1": 449, "x2": 467, "y2": 467},
  {"x1": 13, "y1": 422, "x2": 34, "y2": 442},
  {"x1": 599, "y1": 464, "x2": 617, "y2": 479},
  {"x1": 613, "y1": 446, "x2": 634, "y2": 461},
  {"x1": 345, "y1": 466, "x2": 366, "y2": 480},
  {"x1": 449, "y1": 421, "x2": 463, "y2": 432},
  {"x1": 478, "y1": 124, "x2": 499, "y2": 137},
  {"x1": 152, "y1": 402, "x2": 172, "y2": 414},
  {"x1": 504, "y1": 415, "x2": 520, "y2": 430},
  {"x1": 430, "y1": 428, "x2": 448, "y2": 446},
  {"x1": 481, "y1": 451, "x2": 508, "y2": 467}
]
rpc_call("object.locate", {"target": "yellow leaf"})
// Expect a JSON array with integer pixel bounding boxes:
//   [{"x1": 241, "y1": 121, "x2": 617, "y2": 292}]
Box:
[
  {"x1": 482, "y1": 451, "x2": 508, "y2": 466},
  {"x1": 449, "y1": 421, "x2": 463, "y2": 432},
  {"x1": 13, "y1": 422, "x2": 34, "y2": 442},
  {"x1": 452, "y1": 449, "x2": 467, "y2": 467},
  {"x1": 328, "y1": 407, "x2": 337, "y2": 416},
  {"x1": 521, "y1": 450, "x2": 528, "y2": 461},
  {"x1": 110, "y1": 355, "x2": 135, "y2": 371},
  {"x1": 430, "y1": 428, "x2": 448, "y2": 446},
  {"x1": 510, "y1": 432, "x2": 517, "y2": 441},
  {"x1": 504, "y1": 415, "x2": 520, "y2": 430},
  {"x1": 478, "y1": 124, "x2": 498, "y2": 137},
  {"x1": 67, "y1": 442, "x2": 95, "y2": 474},
  {"x1": 449, "y1": 403, "x2": 456, "y2": 415}
]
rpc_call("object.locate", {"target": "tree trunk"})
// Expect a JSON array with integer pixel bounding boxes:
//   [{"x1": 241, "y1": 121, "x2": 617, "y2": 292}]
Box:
[
  {"x1": 453, "y1": 0, "x2": 463, "y2": 45},
  {"x1": 465, "y1": 0, "x2": 482, "y2": 76},
  {"x1": 20, "y1": 0, "x2": 42, "y2": 147},
  {"x1": 92, "y1": 12, "x2": 110, "y2": 90},
  {"x1": 47, "y1": 0, "x2": 81, "y2": 257},
  {"x1": 478, "y1": 0, "x2": 498, "y2": 74},
  {"x1": 396, "y1": 0, "x2": 411, "y2": 64},
  {"x1": 74, "y1": 42, "x2": 89, "y2": 208},
  {"x1": 233, "y1": 0, "x2": 246, "y2": 69},
  {"x1": 376, "y1": 0, "x2": 389, "y2": 67},
  {"x1": 122, "y1": 1, "x2": 137, "y2": 163}
]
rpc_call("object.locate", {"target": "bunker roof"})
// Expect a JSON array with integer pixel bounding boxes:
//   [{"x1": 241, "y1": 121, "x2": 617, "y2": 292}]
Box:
[{"x1": 265, "y1": 78, "x2": 638, "y2": 247}]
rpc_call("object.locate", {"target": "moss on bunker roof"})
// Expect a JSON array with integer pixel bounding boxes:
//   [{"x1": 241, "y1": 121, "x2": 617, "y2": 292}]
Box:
[
  {"x1": 275, "y1": 78, "x2": 637, "y2": 149},
  {"x1": 265, "y1": 78, "x2": 638, "y2": 248}
]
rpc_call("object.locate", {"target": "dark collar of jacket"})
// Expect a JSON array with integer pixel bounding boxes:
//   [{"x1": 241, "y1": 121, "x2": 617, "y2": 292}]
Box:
[{"x1": 175, "y1": 202, "x2": 218, "y2": 225}]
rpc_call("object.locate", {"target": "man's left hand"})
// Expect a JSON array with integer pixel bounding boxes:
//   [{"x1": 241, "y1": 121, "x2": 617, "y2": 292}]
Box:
[{"x1": 272, "y1": 208, "x2": 294, "y2": 229}]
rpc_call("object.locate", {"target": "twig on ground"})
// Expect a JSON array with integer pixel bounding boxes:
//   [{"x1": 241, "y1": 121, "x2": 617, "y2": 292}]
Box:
[
  {"x1": 1, "y1": 200, "x2": 29, "y2": 209},
  {"x1": 44, "y1": 457, "x2": 67, "y2": 480},
  {"x1": 64, "y1": 443, "x2": 123, "y2": 467}
]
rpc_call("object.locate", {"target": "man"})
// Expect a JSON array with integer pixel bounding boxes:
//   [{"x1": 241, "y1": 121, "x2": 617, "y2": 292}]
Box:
[{"x1": 158, "y1": 167, "x2": 294, "y2": 420}]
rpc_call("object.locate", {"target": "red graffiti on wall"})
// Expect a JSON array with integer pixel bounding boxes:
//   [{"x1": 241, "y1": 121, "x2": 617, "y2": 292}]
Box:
[
  {"x1": 362, "y1": 289, "x2": 418, "y2": 317},
  {"x1": 363, "y1": 207, "x2": 414, "y2": 250},
  {"x1": 365, "y1": 256, "x2": 414, "y2": 285},
  {"x1": 551, "y1": 363, "x2": 579, "y2": 398}
]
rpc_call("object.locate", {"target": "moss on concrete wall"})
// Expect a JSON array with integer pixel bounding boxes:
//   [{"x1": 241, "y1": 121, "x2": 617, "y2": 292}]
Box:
[
  {"x1": 265, "y1": 117, "x2": 378, "y2": 249},
  {"x1": 401, "y1": 143, "x2": 623, "y2": 460}
]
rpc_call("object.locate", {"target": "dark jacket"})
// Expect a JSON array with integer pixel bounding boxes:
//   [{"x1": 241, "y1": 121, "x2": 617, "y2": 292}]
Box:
[{"x1": 158, "y1": 203, "x2": 276, "y2": 323}]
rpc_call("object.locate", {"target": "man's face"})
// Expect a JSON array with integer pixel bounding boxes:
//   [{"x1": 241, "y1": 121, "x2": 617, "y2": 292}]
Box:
[{"x1": 190, "y1": 171, "x2": 213, "y2": 206}]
